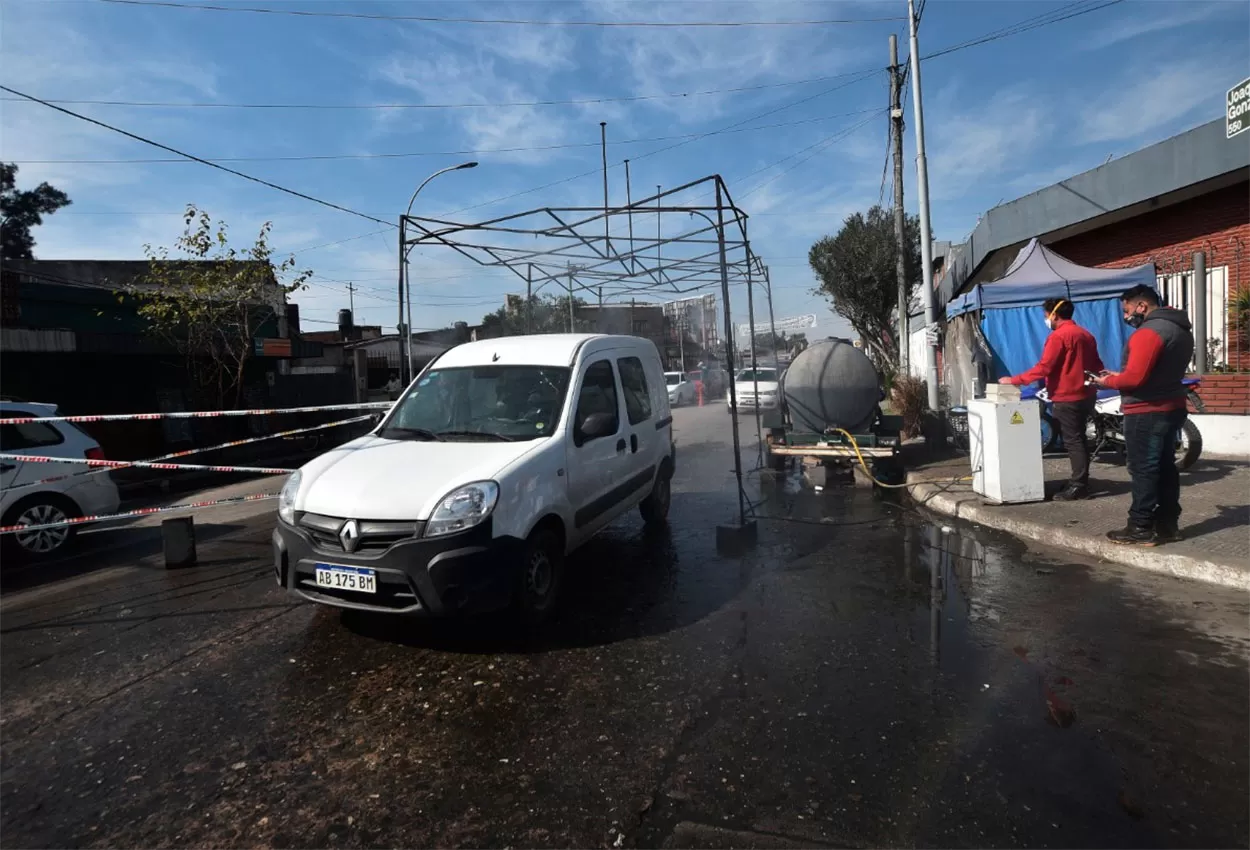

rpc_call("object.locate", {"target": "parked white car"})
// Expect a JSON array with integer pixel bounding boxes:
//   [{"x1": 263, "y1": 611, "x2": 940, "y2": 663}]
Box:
[
  {"x1": 274, "y1": 334, "x2": 676, "y2": 624},
  {"x1": 665, "y1": 371, "x2": 697, "y2": 406},
  {"x1": 1, "y1": 401, "x2": 121, "y2": 559},
  {"x1": 727, "y1": 367, "x2": 781, "y2": 412}
]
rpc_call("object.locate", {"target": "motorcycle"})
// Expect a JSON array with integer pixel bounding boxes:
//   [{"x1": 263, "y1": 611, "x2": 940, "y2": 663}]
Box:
[{"x1": 1024, "y1": 379, "x2": 1204, "y2": 470}]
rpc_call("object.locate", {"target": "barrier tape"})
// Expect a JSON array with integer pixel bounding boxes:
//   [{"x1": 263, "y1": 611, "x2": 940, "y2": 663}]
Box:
[
  {"x1": 0, "y1": 493, "x2": 278, "y2": 535},
  {"x1": 0, "y1": 401, "x2": 390, "y2": 426},
  {"x1": 3, "y1": 415, "x2": 371, "y2": 492},
  {"x1": 0, "y1": 454, "x2": 295, "y2": 476}
]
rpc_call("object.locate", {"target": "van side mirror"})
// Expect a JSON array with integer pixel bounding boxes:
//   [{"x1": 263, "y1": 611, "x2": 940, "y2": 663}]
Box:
[{"x1": 578, "y1": 412, "x2": 616, "y2": 442}]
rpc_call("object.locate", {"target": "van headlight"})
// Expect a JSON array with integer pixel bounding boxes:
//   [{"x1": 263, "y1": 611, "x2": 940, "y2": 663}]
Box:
[
  {"x1": 425, "y1": 481, "x2": 499, "y2": 538},
  {"x1": 278, "y1": 470, "x2": 301, "y2": 525}
]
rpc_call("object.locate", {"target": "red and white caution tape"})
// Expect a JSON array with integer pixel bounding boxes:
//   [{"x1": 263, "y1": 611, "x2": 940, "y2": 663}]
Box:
[
  {"x1": 0, "y1": 454, "x2": 295, "y2": 475},
  {"x1": 0, "y1": 493, "x2": 278, "y2": 535},
  {"x1": 3, "y1": 415, "x2": 371, "y2": 492},
  {"x1": 0, "y1": 401, "x2": 390, "y2": 426}
]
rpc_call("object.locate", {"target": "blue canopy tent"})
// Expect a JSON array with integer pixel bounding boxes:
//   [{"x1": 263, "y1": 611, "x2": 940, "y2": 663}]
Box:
[{"x1": 945, "y1": 239, "x2": 1156, "y2": 379}]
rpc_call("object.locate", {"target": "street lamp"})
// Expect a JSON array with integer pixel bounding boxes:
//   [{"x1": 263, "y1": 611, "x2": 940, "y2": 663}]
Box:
[{"x1": 397, "y1": 161, "x2": 478, "y2": 381}]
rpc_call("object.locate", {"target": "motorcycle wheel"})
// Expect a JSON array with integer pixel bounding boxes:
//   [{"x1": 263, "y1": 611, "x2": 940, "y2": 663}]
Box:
[
  {"x1": 1040, "y1": 413, "x2": 1060, "y2": 454},
  {"x1": 1176, "y1": 420, "x2": 1202, "y2": 470},
  {"x1": 1187, "y1": 390, "x2": 1206, "y2": 414}
]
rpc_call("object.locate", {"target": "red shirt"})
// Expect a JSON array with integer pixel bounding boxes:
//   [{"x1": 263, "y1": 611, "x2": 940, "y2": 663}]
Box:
[
  {"x1": 1006, "y1": 319, "x2": 1104, "y2": 402},
  {"x1": 1101, "y1": 327, "x2": 1186, "y2": 413}
]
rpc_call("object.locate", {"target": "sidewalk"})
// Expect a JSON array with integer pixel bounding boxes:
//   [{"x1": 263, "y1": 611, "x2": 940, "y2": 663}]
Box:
[{"x1": 906, "y1": 452, "x2": 1250, "y2": 590}]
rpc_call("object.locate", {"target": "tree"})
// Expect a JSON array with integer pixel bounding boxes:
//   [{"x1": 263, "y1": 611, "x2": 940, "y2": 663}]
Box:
[
  {"x1": 480, "y1": 292, "x2": 593, "y2": 336},
  {"x1": 1, "y1": 163, "x2": 71, "y2": 259},
  {"x1": 808, "y1": 205, "x2": 920, "y2": 374},
  {"x1": 127, "y1": 205, "x2": 312, "y2": 408}
]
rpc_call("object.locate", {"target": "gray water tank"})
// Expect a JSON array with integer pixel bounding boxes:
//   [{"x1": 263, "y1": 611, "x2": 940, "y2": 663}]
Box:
[{"x1": 781, "y1": 337, "x2": 881, "y2": 434}]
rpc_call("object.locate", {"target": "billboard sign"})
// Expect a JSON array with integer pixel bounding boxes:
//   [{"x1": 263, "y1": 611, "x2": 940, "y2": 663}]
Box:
[{"x1": 736, "y1": 313, "x2": 817, "y2": 337}]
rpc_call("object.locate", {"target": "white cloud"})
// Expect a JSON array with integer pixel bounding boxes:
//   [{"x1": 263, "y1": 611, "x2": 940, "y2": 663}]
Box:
[
  {"x1": 927, "y1": 87, "x2": 1048, "y2": 202},
  {"x1": 1082, "y1": 1, "x2": 1231, "y2": 50},
  {"x1": 1077, "y1": 59, "x2": 1227, "y2": 145}
]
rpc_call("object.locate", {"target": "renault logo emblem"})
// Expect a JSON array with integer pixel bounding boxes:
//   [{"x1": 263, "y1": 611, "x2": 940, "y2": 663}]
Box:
[{"x1": 339, "y1": 519, "x2": 361, "y2": 553}]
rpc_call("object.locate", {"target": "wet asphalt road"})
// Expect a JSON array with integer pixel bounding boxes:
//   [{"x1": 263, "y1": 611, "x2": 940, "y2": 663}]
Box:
[{"x1": 2, "y1": 404, "x2": 1247, "y2": 849}]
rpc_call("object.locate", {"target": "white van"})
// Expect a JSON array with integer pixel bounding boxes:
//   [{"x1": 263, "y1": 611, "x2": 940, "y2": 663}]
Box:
[{"x1": 273, "y1": 334, "x2": 675, "y2": 623}]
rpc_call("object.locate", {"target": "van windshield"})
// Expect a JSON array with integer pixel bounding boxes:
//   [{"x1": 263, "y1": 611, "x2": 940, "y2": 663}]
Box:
[{"x1": 380, "y1": 366, "x2": 572, "y2": 442}]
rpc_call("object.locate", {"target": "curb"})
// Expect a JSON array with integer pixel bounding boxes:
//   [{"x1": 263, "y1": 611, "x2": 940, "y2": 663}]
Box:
[{"x1": 907, "y1": 479, "x2": 1250, "y2": 591}]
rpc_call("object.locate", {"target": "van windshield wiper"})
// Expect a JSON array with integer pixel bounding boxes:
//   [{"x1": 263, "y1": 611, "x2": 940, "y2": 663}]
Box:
[
  {"x1": 378, "y1": 427, "x2": 443, "y2": 441},
  {"x1": 436, "y1": 430, "x2": 517, "y2": 442}
]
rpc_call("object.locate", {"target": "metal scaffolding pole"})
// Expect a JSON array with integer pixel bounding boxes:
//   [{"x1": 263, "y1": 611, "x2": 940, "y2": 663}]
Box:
[{"x1": 716, "y1": 179, "x2": 747, "y2": 529}]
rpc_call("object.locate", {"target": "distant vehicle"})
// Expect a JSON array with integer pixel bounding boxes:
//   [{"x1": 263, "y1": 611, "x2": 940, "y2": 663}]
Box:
[
  {"x1": 0, "y1": 401, "x2": 121, "y2": 559},
  {"x1": 274, "y1": 334, "x2": 676, "y2": 624},
  {"x1": 664, "y1": 371, "x2": 697, "y2": 406},
  {"x1": 728, "y1": 367, "x2": 781, "y2": 412}
]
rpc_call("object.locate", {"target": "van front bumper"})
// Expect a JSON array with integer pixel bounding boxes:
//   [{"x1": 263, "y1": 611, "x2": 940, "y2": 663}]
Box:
[{"x1": 272, "y1": 516, "x2": 522, "y2": 616}]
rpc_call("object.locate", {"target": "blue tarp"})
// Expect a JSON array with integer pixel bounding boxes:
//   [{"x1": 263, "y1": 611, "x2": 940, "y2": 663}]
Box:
[
  {"x1": 946, "y1": 238, "x2": 1156, "y2": 318},
  {"x1": 946, "y1": 239, "x2": 1156, "y2": 378}
]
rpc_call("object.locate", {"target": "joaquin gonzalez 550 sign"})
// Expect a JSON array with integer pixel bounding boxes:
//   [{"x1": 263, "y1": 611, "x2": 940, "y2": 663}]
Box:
[{"x1": 1228, "y1": 77, "x2": 1250, "y2": 140}]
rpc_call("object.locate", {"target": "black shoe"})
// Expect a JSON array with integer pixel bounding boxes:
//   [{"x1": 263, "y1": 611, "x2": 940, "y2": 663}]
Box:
[
  {"x1": 1107, "y1": 525, "x2": 1157, "y2": 546},
  {"x1": 1153, "y1": 520, "x2": 1183, "y2": 544},
  {"x1": 1053, "y1": 485, "x2": 1090, "y2": 502}
]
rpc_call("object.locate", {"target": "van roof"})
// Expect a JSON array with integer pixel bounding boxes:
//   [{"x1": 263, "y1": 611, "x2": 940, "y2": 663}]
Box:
[{"x1": 433, "y1": 334, "x2": 646, "y2": 369}]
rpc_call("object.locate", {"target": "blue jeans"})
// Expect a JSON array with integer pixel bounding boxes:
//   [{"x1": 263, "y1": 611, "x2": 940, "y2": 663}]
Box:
[{"x1": 1122, "y1": 409, "x2": 1186, "y2": 528}]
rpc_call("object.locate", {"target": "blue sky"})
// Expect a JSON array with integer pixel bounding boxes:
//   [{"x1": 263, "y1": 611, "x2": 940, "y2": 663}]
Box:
[{"x1": 2, "y1": 0, "x2": 1247, "y2": 340}]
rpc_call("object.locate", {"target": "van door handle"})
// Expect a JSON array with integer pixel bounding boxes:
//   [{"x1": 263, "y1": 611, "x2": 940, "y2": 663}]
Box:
[
  {"x1": 615, "y1": 438, "x2": 627, "y2": 453},
  {"x1": 630, "y1": 434, "x2": 638, "y2": 453}
]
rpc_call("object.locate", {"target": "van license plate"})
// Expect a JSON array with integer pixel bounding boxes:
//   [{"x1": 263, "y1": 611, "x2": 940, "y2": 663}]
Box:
[{"x1": 314, "y1": 564, "x2": 377, "y2": 594}]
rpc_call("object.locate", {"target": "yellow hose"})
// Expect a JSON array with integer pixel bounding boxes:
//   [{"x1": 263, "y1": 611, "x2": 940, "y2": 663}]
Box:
[{"x1": 826, "y1": 427, "x2": 975, "y2": 490}]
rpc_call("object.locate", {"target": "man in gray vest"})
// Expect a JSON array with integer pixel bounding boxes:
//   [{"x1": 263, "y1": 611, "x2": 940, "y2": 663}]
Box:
[{"x1": 1093, "y1": 284, "x2": 1194, "y2": 545}]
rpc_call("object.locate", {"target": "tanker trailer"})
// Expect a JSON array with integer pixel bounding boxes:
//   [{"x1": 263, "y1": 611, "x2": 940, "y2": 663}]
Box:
[{"x1": 763, "y1": 338, "x2": 905, "y2": 484}]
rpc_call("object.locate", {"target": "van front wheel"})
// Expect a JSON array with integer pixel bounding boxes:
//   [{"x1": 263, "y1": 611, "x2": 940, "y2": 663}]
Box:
[
  {"x1": 515, "y1": 528, "x2": 564, "y2": 626},
  {"x1": 639, "y1": 469, "x2": 671, "y2": 526}
]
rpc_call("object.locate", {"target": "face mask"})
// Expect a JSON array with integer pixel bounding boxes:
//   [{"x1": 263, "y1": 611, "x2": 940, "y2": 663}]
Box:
[
  {"x1": 1043, "y1": 318, "x2": 1054, "y2": 331},
  {"x1": 1124, "y1": 314, "x2": 1144, "y2": 329}
]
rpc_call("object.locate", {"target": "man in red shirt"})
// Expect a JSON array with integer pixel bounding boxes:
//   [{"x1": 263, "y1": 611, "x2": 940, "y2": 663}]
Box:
[
  {"x1": 1093, "y1": 285, "x2": 1194, "y2": 545},
  {"x1": 1000, "y1": 298, "x2": 1103, "y2": 501}
]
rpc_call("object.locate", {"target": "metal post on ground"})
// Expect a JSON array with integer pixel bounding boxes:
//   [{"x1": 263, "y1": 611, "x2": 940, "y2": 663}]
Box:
[
  {"x1": 746, "y1": 260, "x2": 763, "y2": 468},
  {"x1": 1193, "y1": 251, "x2": 1207, "y2": 374},
  {"x1": 908, "y1": 0, "x2": 940, "y2": 411},
  {"x1": 713, "y1": 178, "x2": 756, "y2": 552},
  {"x1": 889, "y1": 33, "x2": 910, "y2": 377},
  {"x1": 764, "y1": 264, "x2": 779, "y2": 368},
  {"x1": 567, "y1": 263, "x2": 575, "y2": 332}
]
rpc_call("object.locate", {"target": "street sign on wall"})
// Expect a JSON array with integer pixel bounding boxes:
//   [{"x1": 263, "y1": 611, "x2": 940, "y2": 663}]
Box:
[
  {"x1": 736, "y1": 313, "x2": 817, "y2": 337},
  {"x1": 1228, "y1": 77, "x2": 1250, "y2": 139}
]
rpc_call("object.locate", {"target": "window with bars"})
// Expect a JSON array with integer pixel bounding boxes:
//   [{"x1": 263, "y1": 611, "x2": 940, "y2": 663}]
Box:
[{"x1": 1156, "y1": 265, "x2": 1229, "y2": 368}]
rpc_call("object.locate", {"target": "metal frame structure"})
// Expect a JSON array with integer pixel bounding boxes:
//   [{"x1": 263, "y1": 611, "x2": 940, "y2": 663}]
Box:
[{"x1": 400, "y1": 174, "x2": 779, "y2": 532}]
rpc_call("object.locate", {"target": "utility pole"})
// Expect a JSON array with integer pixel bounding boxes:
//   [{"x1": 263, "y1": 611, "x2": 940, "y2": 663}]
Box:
[
  {"x1": 567, "y1": 263, "x2": 576, "y2": 333},
  {"x1": 347, "y1": 281, "x2": 355, "y2": 315},
  {"x1": 525, "y1": 264, "x2": 533, "y2": 335},
  {"x1": 600, "y1": 122, "x2": 611, "y2": 262},
  {"x1": 908, "y1": 0, "x2": 941, "y2": 411},
  {"x1": 624, "y1": 159, "x2": 636, "y2": 274},
  {"x1": 889, "y1": 34, "x2": 909, "y2": 377}
]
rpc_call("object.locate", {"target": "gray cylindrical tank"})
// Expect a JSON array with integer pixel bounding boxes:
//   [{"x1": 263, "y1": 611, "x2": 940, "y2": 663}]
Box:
[{"x1": 781, "y1": 338, "x2": 881, "y2": 434}]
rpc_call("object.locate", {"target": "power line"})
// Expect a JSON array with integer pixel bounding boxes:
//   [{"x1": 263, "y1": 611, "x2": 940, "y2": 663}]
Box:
[
  {"x1": 95, "y1": 0, "x2": 903, "y2": 27},
  {"x1": 8, "y1": 108, "x2": 884, "y2": 165},
  {"x1": 0, "y1": 73, "x2": 890, "y2": 112},
  {"x1": 0, "y1": 85, "x2": 394, "y2": 228}
]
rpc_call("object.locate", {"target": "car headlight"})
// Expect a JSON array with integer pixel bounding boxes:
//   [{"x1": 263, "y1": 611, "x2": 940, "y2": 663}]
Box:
[
  {"x1": 425, "y1": 481, "x2": 499, "y2": 538},
  {"x1": 278, "y1": 469, "x2": 301, "y2": 525}
]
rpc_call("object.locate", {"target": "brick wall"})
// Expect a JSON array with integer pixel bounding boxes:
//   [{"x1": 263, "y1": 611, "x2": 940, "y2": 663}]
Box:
[
  {"x1": 1053, "y1": 179, "x2": 1250, "y2": 375},
  {"x1": 1051, "y1": 181, "x2": 1249, "y2": 291},
  {"x1": 1192, "y1": 373, "x2": 1250, "y2": 415}
]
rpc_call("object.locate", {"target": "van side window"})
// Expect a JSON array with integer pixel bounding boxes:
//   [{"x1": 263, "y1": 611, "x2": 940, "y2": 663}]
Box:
[
  {"x1": 573, "y1": 360, "x2": 619, "y2": 443},
  {"x1": 617, "y1": 356, "x2": 652, "y2": 425}
]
